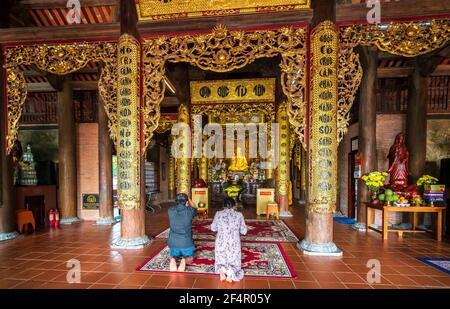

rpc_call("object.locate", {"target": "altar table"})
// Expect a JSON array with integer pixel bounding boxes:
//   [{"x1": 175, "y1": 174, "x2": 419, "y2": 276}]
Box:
[{"x1": 365, "y1": 203, "x2": 446, "y2": 241}]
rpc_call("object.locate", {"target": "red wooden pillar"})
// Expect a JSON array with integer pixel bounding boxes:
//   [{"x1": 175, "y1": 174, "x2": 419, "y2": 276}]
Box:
[{"x1": 0, "y1": 49, "x2": 19, "y2": 241}]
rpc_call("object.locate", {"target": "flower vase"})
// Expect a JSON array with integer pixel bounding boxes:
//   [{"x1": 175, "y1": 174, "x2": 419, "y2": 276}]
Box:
[{"x1": 370, "y1": 191, "x2": 378, "y2": 203}]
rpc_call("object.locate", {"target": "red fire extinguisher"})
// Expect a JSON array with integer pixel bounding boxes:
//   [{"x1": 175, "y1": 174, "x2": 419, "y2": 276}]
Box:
[
  {"x1": 48, "y1": 209, "x2": 55, "y2": 228},
  {"x1": 55, "y1": 209, "x2": 60, "y2": 228}
]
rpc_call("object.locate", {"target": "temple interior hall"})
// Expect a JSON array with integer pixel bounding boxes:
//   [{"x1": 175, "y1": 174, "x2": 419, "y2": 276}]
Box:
[{"x1": 0, "y1": 0, "x2": 449, "y2": 290}]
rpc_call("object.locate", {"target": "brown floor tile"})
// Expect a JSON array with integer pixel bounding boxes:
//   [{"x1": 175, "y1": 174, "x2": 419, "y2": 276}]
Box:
[
  {"x1": 88, "y1": 283, "x2": 117, "y2": 289},
  {"x1": 334, "y1": 272, "x2": 366, "y2": 284},
  {"x1": 193, "y1": 277, "x2": 220, "y2": 289},
  {"x1": 383, "y1": 274, "x2": 419, "y2": 286},
  {"x1": 344, "y1": 283, "x2": 373, "y2": 289},
  {"x1": 407, "y1": 275, "x2": 446, "y2": 287},
  {"x1": 394, "y1": 266, "x2": 426, "y2": 276},
  {"x1": 97, "y1": 272, "x2": 128, "y2": 285},
  {"x1": 142, "y1": 274, "x2": 172, "y2": 288},
  {"x1": 218, "y1": 280, "x2": 244, "y2": 289},
  {"x1": 311, "y1": 271, "x2": 340, "y2": 283},
  {"x1": 318, "y1": 281, "x2": 347, "y2": 289},
  {"x1": 415, "y1": 266, "x2": 448, "y2": 276},
  {"x1": 295, "y1": 271, "x2": 316, "y2": 282},
  {"x1": 0, "y1": 279, "x2": 25, "y2": 289},
  {"x1": 10, "y1": 269, "x2": 44, "y2": 280},
  {"x1": 33, "y1": 270, "x2": 66, "y2": 281},
  {"x1": 12, "y1": 280, "x2": 46, "y2": 289},
  {"x1": 293, "y1": 280, "x2": 321, "y2": 289},
  {"x1": 79, "y1": 271, "x2": 108, "y2": 284},
  {"x1": 268, "y1": 279, "x2": 295, "y2": 289},
  {"x1": 167, "y1": 275, "x2": 197, "y2": 288},
  {"x1": 243, "y1": 278, "x2": 270, "y2": 289},
  {"x1": 120, "y1": 273, "x2": 152, "y2": 286},
  {"x1": 431, "y1": 276, "x2": 450, "y2": 286}
]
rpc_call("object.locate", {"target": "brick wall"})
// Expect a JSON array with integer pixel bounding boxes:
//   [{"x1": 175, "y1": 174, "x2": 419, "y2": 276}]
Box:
[{"x1": 76, "y1": 123, "x2": 99, "y2": 221}]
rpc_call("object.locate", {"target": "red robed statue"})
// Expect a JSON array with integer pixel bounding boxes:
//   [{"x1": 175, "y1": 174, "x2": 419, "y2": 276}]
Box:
[{"x1": 387, "y1": 132, "x2": 409, "y2": 191}]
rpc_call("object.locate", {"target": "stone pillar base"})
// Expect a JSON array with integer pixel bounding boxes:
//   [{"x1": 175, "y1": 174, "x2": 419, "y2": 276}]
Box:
[
  {"x1": 352, "y1": 222, "x2": 366, "y2": 232},
  {"x1": 96, "y1": 217, "x2": 116, "y2": 225},
  {"x1": 279, "y1": 210, "x2": 293, "y2": 218},
  {"x1": 298, "y1": 240, "x2": 343, "y2": 257},
  {"x1": 111, "y1": 235, "x2": 152, "y2": 249},
  {"x1": 60, "y1": 217, "x2": 82, "y2": 225},
  {"x1": 0, "y1": 231, "x2": 19, "y2": 242}
]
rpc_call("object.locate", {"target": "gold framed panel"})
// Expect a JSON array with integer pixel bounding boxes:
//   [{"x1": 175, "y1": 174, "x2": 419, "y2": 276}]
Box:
[
  {"x1": 3, "y1": 42, "x2": 118, "y2": 154},
  {"x1": 136, "y1": 0, "x2": 310, "y2": 21},
  {"x1": 190, "y1": 78, "x2": 275, "y2": 104}
]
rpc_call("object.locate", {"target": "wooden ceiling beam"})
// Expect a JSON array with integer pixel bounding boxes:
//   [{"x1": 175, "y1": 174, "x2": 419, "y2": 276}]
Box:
[
  {"x1": 0, "y1": 23, "x2": 120, "y2": 43},
  {"x1": 137, "y1": 10, "x2": 312, "y2": 36},
  {"x1": 337, "y1": 0, "x2": 450, "y2": 22},
  {"x1": 21, "y1": 0, "x2": 119, "y2": 9}
]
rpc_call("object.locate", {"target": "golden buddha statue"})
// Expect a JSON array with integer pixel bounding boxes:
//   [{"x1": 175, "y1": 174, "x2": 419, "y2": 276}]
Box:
[{"x1": 228, "y1": 146, "x2": 249, "y2": 171}]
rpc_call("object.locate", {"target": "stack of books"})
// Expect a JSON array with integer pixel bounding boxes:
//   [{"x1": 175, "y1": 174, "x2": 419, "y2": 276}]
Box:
[{"x1": 423, "y1": 185, "x2": 445, "y2": 203}]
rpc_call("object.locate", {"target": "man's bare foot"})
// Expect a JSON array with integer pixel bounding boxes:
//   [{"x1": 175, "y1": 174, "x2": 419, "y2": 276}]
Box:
[
  {"x1": 169, "y1": 258, "x2": 177, "y2": 272},
  {"x1": 185, "y1": 256, "x2": 193, "y2": 264},
  {"x1": 226, "y1": 275, "x2": 233, "y2": 283},
  {"x1": 219, "y1": 272, "x2": 226, "y2": 282},
  {"x1": 178, "y1": 258, "x2": 186, "y2": 272}
]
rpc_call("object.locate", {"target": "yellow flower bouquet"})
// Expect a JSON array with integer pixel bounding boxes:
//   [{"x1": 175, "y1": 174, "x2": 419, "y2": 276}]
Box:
[
  {"x1": 361, "y1": 171, "x2": 389, "y2": 192},
  {"x1": 416, "y1": 175, "x2": 439, "y2": 187}
]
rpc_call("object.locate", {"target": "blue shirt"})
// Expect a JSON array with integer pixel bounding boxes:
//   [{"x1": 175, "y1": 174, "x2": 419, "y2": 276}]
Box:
[{"x1": 167, "y1": 204, "x2": 197, "y2": 249}]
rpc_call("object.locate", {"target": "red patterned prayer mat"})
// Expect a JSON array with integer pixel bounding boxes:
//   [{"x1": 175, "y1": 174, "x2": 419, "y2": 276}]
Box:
[
  {"x1": 136, "y1": 240, "x2": 297, "y2": 279},
  {"x1": 155, "y1": 219, "x2": 299, "y2": 243}
]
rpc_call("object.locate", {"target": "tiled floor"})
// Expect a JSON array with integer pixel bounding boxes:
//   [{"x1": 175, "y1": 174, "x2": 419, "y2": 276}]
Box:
[{"x1": 0, "y1": 203, "x2": 449, "y2": 289}]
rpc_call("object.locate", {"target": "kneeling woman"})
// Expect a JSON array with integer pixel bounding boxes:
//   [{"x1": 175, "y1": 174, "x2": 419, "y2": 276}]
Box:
[{"x1": 211, "y1": 197, "x2": 248, "y2": 282}]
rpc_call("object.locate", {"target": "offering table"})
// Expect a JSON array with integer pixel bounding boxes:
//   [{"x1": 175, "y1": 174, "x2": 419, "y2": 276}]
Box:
[{"x1": 365, "y1": 203, "x2": 446, "y2": 241}]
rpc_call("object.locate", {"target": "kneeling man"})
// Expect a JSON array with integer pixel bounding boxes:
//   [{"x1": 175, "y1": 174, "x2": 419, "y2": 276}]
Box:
[{"x1": 167, "y1": 193, "x2": 198, "y2": 271}]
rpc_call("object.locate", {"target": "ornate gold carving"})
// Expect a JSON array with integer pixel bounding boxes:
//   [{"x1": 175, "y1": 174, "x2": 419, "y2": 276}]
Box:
[
  {"x1": 176, "y1": 104, "x2": 191, "y2": 195},
  {"x1": 340, "y1": 20, "x2": 450, "y2": 57},
  {"x1": 136, "y1": 0, "x2": 310, "y2": 21},
  {"x1": 142, "y1": 26, "x2": 307, "y2": 150},
  {"x1": 4, "y1": 67, "x2": 27, "y2": 154},
  {"x1": 190, "y1": 78, "x2": 275, "y2": 104},
  {"x1": 337, "y1": 46, "x2": 362, "y2": 142},
  {"x1": 4, "y1": 42, "x2": 117, "y2": 154},
  {"x1": 156, "y1": 113, "x2": 177, "y2": 134},
  {"x1": 276, "y1": 102, "x2": 290, "y2": 196},
  {"x1": 336, "y1": 20, "x2": 450, "y2": 142},
  {"x1": 309, "y1": 21, "x2": 339, "y2": 214},
  {"x1": 116, "y1": 34, "x2": 141, "y2": 210}
]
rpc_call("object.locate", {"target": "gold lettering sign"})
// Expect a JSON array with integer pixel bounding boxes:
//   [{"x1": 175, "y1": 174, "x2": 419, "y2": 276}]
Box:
[
  {"x1": 309, "y1": 21, "x2": 339, "y2": 214},
  {"x1": 191, "y1": 78, "x2": 275, "y2": 104},
  {"x1": 117, "y1": 34, "x2": 141, "y2": 210},
  {"x1": 136, "y1": 0, "x2": 310, "y2": 21}
]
